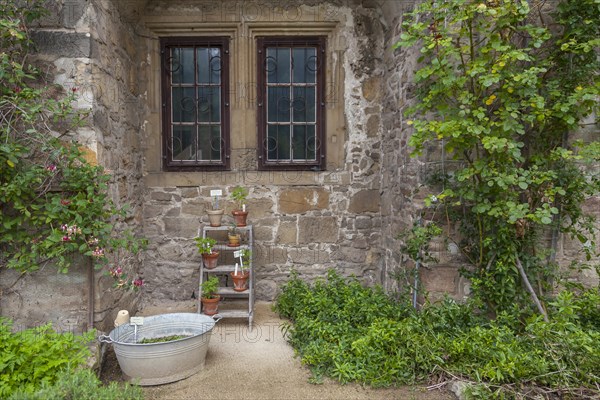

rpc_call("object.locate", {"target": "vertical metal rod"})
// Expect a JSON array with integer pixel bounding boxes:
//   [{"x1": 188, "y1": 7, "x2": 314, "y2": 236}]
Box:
[
  {"x1": 413, "y1": 214, "x2": 423, "y2": 310},
  {"x1": 87, "y1": 259, "x2": 94, "y2": 330}
]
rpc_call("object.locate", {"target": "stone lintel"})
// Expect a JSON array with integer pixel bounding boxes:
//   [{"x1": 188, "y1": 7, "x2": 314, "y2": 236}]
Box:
[{"x1": 31, "y1": 30, "x2": 91, "y2": 58}]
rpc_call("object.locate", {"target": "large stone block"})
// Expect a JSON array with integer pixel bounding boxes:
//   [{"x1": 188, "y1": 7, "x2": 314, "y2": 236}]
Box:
[
  {"x1": 244, "y1": 197, "x2": 274, "y2": 219},
  {"x1": 150, "y1": 191, "x2": 181, "y2": 202},
  {"x1": 366, "y1": 114, "x2": 380, "y2": 138},
  {"x1": 61, "y1": 0, "x2": 88, "y2": 28},
  {"x1": 420, "y1": 265, "x2": 460, "y2": 295},
  {"x1": 289, "y1": 247, "x2": 331, "y2": 264},
  {"x1": 163, "y1": 217, "x2": 202, "y2": 238},
  {"x1": 362, "y1": 76, "x2": 382, "y2": 102},
  {"x1": 254, "y1": 244, "x2": 288, "y2": 265},
  {"x1": 255, "y1": 279, "x2": 278, "y2": 301},
  {"x1": 32, "y1": 30, "x2": 91, "y2": 58},
  {"x1": 254, "y1": 224, "x2": 275, "y2": 242},
  {"x1": 348, "y1": 190, "x2": 380, "y2": 213},
  {"x1": 181, "y1": 199, "x2": 207, "y2": 216},
  {"x1": 279, "y1": 188, "x2": 330, "y2": 214},
  {"x1": 298, "y1": 216, "x2": 338, "y2": 244},
  {"x1": 276, "y1": 220, "x2": 298, "y2": 244}
]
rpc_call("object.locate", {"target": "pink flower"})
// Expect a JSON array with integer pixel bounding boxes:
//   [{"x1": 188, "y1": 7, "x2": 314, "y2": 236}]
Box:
[
  {"x1": 46, "y1": 164, "x2": 56, "y2": 172},
  {"x1": 60, "y1": 199, "x2": 71, "y2": 206},
  {"x1": 133, "y1": 278, "x2": 144, "y2": 287},
  {"x1": 92, "y1": 247, "x2": 104, "y2": 258},
  {"x1": 62, "y1": 236, "x2": 70, "y2": 242}
]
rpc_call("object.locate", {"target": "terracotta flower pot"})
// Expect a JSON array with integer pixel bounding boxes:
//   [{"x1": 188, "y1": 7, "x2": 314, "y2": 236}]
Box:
[
  {"x1": 231, "y1": 210, "x2": 248, "y2": 227},
  {"x1": 207, "y1": 209, "x2": 224, "y2": 227},
  {"x1": 230, "y1": 271, "x2": 250, "y2": 292},
  {"x1": 202, "y1": 251, "x2": 219, "y2": 269},
  {"x1": 227, "y1": 234, "x2": 241, "y2": 247},
  {"x1": 201, "y1": 295, "x2": 220, "y2": 316}
]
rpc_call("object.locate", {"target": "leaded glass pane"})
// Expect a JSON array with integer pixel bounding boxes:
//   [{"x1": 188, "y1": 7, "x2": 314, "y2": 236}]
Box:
[
  {"x1": 292, "y1": 86, "x2": 315, "y2": 122},
  {"x1": 267, "y1": 86, "x2": 290, "y2": 122},
  {"x1": 267, "y1": 124, "x2": 291, "y2": 161},
  {"x1": 198, "y1": 125, "x2": 222, "y2": 161},
  {"x1": 266, "y1": 48, "x2": 290, "y2": 83},
  {"x1": 292, "y1": 125, "x2": 316, "y2": 160},
  {"x1": 197, "y1": 48, "x2": 221, "y2": 84},
  {"x1": 172, "y1": 87, "x2": 196, "y2": 122},
  {"x1": 171, "y1": 48, "x2": 194, "y2": 84},
  {"x1": 172, "y1": 125, "x2": 195, "y2": 160},
  {"x1": 292, "y1": 48, "x2": 316, "y2": 84},
  {"x1": 198, "y1": 87, "x2": 220, "y2": 122}
]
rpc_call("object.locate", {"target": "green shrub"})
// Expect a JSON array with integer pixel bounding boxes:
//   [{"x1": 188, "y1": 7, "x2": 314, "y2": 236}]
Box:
[
  {"x1": 275, "y1": 271, "x2": 600, "y2": 398},
  {"x1": 0, "y1": 318, "x2": 93, "y2": 397},
  {"x1": 8, "y1": 368, "x2": 143, "y2": 400}
]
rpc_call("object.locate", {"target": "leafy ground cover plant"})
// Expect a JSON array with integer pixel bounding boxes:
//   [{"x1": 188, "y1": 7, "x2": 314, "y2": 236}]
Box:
[
  {"x1": 7, "y1": 367, "x2": 143, "y2": 400},
  {"x1": 0, "y1": 318, "x2": 143, "y2": 398},
  {"x1": 0, "y1": 318, "x2": 93, "y2": 397},
  {"x1": 275, "y1": 271, "x2": 600, "y2": 398}
]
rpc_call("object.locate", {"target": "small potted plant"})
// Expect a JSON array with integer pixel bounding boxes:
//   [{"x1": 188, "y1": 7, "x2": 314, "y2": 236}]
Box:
[
  {"x1": 195, "y1": 236, "x2": 219, "y2": 269},
  {"x1": 230, "y1": 249, "x2": 250, "y2": 292},
  {"x1": 230, "y1": 186, "x2": 248, "y2": 227},
  {"x1": 227, "y1": 224, "x2": 241, "y2": 247},
  {"x1": 206, "y1": 192, "x2": 224, "y2": 227},
  {"x1": 200, "y1": 276, "x2": 220, "y2": 316}
]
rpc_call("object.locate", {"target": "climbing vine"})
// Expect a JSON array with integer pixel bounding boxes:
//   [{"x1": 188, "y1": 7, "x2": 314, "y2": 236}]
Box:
[
  {"x1": 396, "y1": 0, "x2": 600, "y2": 316},
  {"x1": 0, "y1": 1, "x2": 145, "y2": 283}
]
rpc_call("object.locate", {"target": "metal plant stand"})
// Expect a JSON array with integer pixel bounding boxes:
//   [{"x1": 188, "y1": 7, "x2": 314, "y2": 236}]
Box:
[{"x1": 198, "y1": 225, "x2": 254, "y2": 330}]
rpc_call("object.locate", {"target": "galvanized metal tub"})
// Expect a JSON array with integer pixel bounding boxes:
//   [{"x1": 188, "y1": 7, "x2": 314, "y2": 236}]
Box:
[{"x1": 99, "y1": 313, "x2": 219, "y2": 386}]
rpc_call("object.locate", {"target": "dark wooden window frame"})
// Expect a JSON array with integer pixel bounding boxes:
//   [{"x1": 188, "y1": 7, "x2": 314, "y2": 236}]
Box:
[
  {"x1": 257, "y1": 36, "x2": 326, "y2": 171},
  {"x1": 160, "y1": 36, "x2": 230, "y2": 171}
]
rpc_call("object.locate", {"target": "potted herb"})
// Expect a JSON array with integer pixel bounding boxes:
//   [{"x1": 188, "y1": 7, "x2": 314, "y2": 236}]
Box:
[
  {"x1": 230, "y1": 186, "x2": 248, "y2": 227},
  {"x1": 195, "y1": 236, "x2": 219, "y2": 269},
  {"x1": 227, "y1": 224, "x2": 241, "y2": 247},
  {"x1": 200, "y1": 276, "x2": 220, "y2": 316},
  {"x1": 207, "y1": 192, "x2": 224, "y2": 227},
  {"x1": 230, "y1": 249, "x2": 250, "y2": 292}
]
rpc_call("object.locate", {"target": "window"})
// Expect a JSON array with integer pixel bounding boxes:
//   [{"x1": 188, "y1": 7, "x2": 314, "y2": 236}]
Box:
[
  {"x1": 257, "y1": 37, "x2": 326, "y2": 170},
  {"x1": 160, "y1": 37, "x2": 230, "y2": 170}
]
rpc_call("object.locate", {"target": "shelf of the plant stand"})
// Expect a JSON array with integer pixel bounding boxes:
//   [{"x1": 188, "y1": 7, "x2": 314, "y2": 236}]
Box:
[
  {"x1": 214, "y1": 244, "x2": 250, "y2": 251},
  {"x1": 203, "y1": 265, "x2": 239, "y2": 273},
  {"x1": 217, "y1": 287, "x2": 249, "y2": 297},
  {"x1": 216, "y1": 309, "x2": 252, "y2": 319},
  {"x1": 203, "y1": 225, "x2": 252, "y2": 232}
]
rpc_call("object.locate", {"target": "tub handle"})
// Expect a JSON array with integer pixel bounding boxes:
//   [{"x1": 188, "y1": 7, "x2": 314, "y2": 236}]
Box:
[
  {"x1": 212, "y1": 314, "x2": 223, "y2": 323},
  {"x1": 98, "y1": 334, "x2": 114, "y2": 344}
]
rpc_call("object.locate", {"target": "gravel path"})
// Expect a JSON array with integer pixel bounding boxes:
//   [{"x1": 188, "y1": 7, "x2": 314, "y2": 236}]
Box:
[{"x1": 103, "y1": 301, "x2": 454, "y2": 400}]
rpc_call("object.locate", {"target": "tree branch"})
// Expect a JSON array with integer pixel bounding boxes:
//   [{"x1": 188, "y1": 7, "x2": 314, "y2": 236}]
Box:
[{"x1": 516, "y1": 255, "x2": 549, "y2": 322}]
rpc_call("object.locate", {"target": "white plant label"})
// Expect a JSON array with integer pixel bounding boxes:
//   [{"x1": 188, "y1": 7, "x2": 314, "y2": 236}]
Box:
[
  {"x1": 210, "y1": 190, "x2": 222, "y2": 197},
  {"x1": 233, "y1": 250, "x2": 242, "y2": 258},
  {"x1": 130, "y1": 316, "x2": 144, "y2": 325}
]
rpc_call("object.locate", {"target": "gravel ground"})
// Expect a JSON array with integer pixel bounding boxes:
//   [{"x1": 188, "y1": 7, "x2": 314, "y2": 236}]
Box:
[{"x1": 101, "y1": 301, "x2": 454, "y2": 400}]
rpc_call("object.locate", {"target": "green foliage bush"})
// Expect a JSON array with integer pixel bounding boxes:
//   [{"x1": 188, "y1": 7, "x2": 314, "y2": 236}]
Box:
[
  {"x1": 396, "y1": 0, "x2": 600, "y2": 317},
  {"x1": 0, "y1": 318, "x2": 93, "y2": 397},
  {"x1": 7, "y1": 368, "x2": 143, "y2": 400},
  {"x1": 275, "y1": 271, "x2": 600, "y2": 398},
  {"x1": 0, "y1": 1, "x2": 145, "y2": 284}
]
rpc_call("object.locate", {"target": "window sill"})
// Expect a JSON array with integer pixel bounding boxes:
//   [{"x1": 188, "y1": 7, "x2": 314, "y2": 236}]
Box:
[{"x1": 144, "y1": 170, "x2": 349, "y2": 187}]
